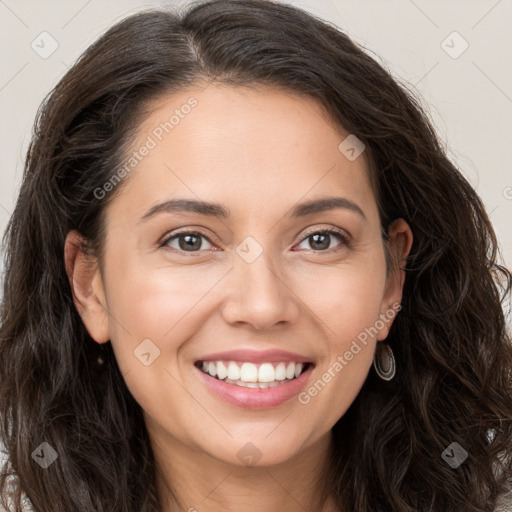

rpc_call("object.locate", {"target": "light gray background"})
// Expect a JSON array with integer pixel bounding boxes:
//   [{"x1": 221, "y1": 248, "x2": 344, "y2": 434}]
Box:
[{"x1": 1, "y1": 0, "x2": 511, "y2": 325}]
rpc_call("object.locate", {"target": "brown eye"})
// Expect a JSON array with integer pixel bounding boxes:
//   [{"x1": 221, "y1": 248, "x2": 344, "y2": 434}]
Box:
[
  {"x1": 161, "y1": 231, "x2": 214, "y2": 252},
  {"x1": 295, "y1": 229, "x2": 349, "y2": 252}
]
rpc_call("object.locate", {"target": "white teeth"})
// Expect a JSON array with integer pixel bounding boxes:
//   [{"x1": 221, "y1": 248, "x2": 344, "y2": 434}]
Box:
[
  {"x1": 240, "y1": 362, "x2": 258, "y2": 382},
  {"x1": 286, "y1": 362, "x2": 295, "y2": 379},
  {"x1": 258, "y1": 363, "x2": 275, "y2": 382},
  {"x1": 216, "y1": 361, "x2": 228, "y2": 380},
  {"x1": 275, "y1": 362, "x2": 287, "y2": 380},
  {"x1": 227, "y1": 362, "x2": 241, "y2": 381},
  {"x1": 198, "y1": 360, "x2": 309, "y2": 383},
  {"x1": 224, "y1": 378, "x2": 295, "y2": 388}
]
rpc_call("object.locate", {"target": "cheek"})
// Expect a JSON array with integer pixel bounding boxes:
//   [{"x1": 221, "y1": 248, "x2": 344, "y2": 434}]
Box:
[
  {"x1": 102, "y1": 250, "x2": 228, "y2": 370},
  {"x1": 327, "y1": 263, "x2": 386, "y2": 364},
  {"x1": 293, "y1": 253, "x2": 387, "y2": 340},
  {"x1": 293, "y1": 258, "x2": 386, "y2": 420},
  {"x1": 102, "y1": 258, "x2": 211, "y2": 429}
]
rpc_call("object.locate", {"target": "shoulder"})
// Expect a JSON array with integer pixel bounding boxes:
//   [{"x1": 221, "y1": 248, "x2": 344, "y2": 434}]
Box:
[{"x1": 0, "y1": 440, "x2": 34, "y2": 512}]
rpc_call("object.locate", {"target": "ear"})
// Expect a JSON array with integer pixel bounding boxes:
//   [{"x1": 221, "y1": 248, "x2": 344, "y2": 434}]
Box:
[
  {"x1": 64, "y1": 230, "x2": 110, "y2": 344},
  {"x1": 377, "y1": 218, "x2": 413, "y2": 341}
]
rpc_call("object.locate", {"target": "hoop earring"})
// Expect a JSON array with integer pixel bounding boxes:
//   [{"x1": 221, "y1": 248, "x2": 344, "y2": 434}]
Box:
[{"x1": 373, "y1": 342, "x2": 396, "y2": 381}]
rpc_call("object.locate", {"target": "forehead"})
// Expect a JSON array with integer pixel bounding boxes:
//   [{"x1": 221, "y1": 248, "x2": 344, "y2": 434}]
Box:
[{"x1": 108, "y1": 83, "x2": 378, "y2": 224}]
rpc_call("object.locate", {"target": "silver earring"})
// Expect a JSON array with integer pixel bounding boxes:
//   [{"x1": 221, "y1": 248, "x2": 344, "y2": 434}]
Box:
[{"x1": 373, "y1": 342, "x2": 396, "y2": 381}]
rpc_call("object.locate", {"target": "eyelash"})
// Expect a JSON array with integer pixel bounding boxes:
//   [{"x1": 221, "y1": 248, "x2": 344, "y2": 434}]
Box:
[{"x1": 158, "y1": 227, "x2": 350, "y2": 256}]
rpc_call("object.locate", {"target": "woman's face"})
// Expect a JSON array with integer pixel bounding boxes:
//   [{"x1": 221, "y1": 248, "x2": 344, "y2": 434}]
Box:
[{"x1": 68, "y1": 83, "x2": 411, "y2": 467}]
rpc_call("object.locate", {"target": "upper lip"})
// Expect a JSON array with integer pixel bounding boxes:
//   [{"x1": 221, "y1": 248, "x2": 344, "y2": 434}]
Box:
[{"x1": 196, "y1": 349, "x2": 314, "y2": 364}]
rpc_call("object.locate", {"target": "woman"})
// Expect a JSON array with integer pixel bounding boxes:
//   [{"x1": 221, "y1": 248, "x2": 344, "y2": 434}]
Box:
[{"x1": 1, "y1": 0, "x2": 511, "y2": 510}]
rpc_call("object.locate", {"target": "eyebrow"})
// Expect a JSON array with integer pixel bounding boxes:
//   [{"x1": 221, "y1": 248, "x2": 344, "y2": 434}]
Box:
[{"x1": 139, "y1": 196, "x2": 367, "y2": 223}]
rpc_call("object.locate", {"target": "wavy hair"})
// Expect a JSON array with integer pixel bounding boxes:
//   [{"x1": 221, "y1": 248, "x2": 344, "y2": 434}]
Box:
[{"x1": 1, "y1": 0, "x2": 511, "y2": 510}]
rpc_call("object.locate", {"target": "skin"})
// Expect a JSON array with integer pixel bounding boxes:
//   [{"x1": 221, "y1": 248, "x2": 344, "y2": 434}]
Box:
[{"x1": 65, "y1": 83, "x2": 413, "y2": 512}]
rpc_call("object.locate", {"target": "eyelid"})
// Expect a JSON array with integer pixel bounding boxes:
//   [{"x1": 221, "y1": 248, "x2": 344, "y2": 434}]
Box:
[{"x1": 299, "y1": 225, "x2": 349, "y2": 240}]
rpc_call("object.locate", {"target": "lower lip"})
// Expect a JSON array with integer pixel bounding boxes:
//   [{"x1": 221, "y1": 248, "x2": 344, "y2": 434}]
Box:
[{"x1": 195, "y1": 364, "x2": 314, "y2": 409}]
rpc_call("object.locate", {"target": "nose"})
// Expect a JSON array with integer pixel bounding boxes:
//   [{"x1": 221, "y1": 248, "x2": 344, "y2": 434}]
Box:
[{"x1": 220, "y1": 250, "x2": 301, "y2": 330}]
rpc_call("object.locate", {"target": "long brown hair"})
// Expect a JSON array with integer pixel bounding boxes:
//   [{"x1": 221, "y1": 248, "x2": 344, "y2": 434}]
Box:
[{"x1": 1, "y1": 1, "x2": 511, "y2": 510}]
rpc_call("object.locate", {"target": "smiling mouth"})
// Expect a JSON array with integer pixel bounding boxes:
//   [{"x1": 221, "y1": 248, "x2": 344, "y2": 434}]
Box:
[{"x1": 194, "y1": 360, "x2": 313, "y2": 388}]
